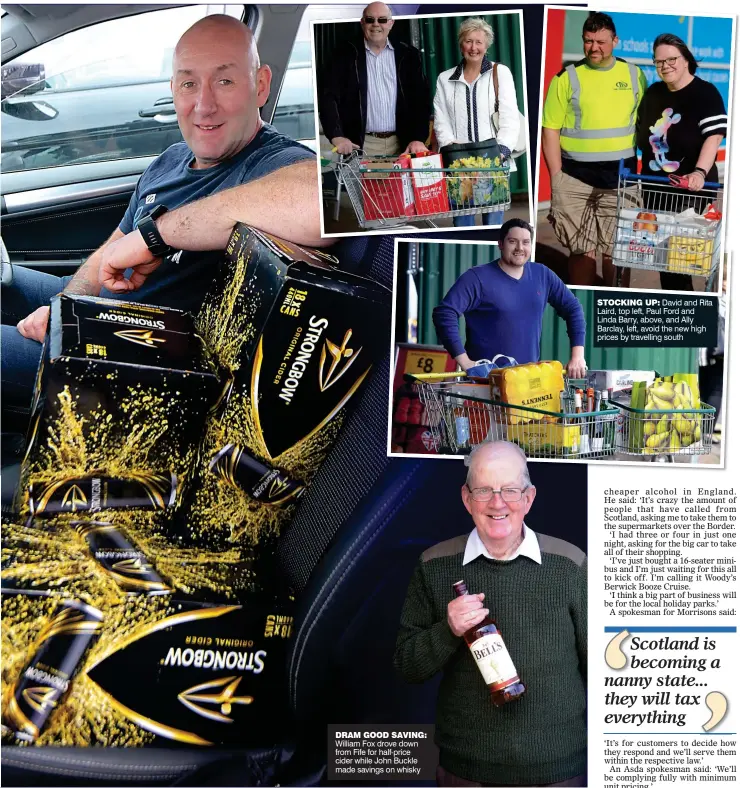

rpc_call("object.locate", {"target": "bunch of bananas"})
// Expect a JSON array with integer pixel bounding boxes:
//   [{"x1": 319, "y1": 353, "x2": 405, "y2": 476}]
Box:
[{"x1": 641, "y1": 377, "x2": 702, "y2": 454}]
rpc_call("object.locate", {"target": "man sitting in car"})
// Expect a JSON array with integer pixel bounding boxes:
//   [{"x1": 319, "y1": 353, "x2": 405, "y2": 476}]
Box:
[{"x1": 2, "y1": 14, "x2": 325, "y2": 406}]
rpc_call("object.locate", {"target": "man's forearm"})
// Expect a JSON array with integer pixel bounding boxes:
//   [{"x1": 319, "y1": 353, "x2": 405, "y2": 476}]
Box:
[
  {"x1": 157, "y1": 159, "x2": 328, "y2": 249},
  {"x1": 64, "y1": 228, "x2": 125, "y2": 296},
  {"x1": 541, "y1": 128, "x2": 562, "y2": 176},
  {"x1": 455, "y1": 352, "x2": 474, "y2": 371}
]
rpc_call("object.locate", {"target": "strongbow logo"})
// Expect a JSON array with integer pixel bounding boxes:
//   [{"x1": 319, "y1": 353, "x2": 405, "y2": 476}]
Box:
[
  {"x1": 318, "y1": 329, "x2": 362, "y2": 392},
  {"x1": 112, "y1": 558, "x2": 154, "y2": 576},
  {"x1": 178, "y1": 676, "x2": 253, "y2": 723},
  {"x1": 113, "y1": 329, "x2": 167, "y2": 348},
  {"x1": 268, "y1": 476, "x2": 291, "y2": 499},
  {"x1": 22, "y1": 686, "x2": 58, "y2": 714},
  {"x1": 62, "y1": 484, "x2": 87, "y2": 512}
]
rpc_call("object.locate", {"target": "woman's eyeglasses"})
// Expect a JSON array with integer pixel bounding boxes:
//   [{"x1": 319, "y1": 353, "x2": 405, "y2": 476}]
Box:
[
  {"x1": 653, "y1": 56, "x2": 681, "y2": 69},
  {"x1": 363, "y1": 16, "x2": 390, "y2": 24}
]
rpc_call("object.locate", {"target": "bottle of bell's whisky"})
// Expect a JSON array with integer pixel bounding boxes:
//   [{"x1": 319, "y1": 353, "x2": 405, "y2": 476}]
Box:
[{"x1": 452, "y1": 580, "x2": 525, "y2": 706}]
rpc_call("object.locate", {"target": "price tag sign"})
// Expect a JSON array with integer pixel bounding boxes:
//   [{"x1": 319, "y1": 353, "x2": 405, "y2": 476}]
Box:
[{"x1": 404, "y1": 350, "x2": 448, "y2": 376}]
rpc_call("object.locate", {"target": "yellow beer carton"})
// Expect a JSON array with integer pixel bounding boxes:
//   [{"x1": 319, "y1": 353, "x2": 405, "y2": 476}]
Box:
[{"x1": 489, "y1": 361, "x2": 564, "y2": 424}]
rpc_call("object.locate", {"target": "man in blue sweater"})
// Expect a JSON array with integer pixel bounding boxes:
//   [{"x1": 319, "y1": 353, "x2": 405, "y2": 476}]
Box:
[{"x1": 432, "y1": 218, "x2": 588, "y2": 377}]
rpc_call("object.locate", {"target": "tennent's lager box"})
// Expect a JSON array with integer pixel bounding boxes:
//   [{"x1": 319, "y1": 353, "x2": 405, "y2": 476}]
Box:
[
  {"x1": 177, "y1": 225, "x2": 391, "y2": 560},
  {"x1": 21, "y1": 295, "x2": 222, "y2": 520},
  {"x1": 1, "y1": 588, "x2": 293, "y2": 747}
]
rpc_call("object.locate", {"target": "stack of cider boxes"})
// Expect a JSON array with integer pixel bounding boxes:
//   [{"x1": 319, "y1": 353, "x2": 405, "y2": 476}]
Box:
[{"x1": 1, "y1": 225, "x2": 390, "y2": 748}]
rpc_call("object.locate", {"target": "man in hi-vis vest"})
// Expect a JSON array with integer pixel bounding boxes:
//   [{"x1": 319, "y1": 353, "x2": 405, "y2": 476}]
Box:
[{"x1": 542, "y1": 12, "x2": 647, "y2": 286}]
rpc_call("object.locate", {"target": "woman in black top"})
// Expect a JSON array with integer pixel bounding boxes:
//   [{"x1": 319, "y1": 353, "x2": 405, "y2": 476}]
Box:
[{"x1": 636, "y1": 33, "x2": 727, "y2": 291}]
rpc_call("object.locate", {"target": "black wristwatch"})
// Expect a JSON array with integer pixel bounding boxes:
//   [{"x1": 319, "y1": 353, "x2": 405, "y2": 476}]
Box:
[{"x1": 137, "y1": 204, "x2": 173, "y2": 258}]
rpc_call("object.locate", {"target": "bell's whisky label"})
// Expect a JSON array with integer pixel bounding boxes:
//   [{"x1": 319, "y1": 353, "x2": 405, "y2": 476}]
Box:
[
  {"x1": 2, "y1": 598, "x2": 103, "y2": 743},
  {"x1": 73, "y1": 520, "x2": 171, "y2": 595},
  {"x1": 469, "y1": 634, "x2": 519, "y2": 691},
  {"x1": 29, "y1": 473, "x2": 177, "y2": 516},
  {"x1": 84, "y1": 602, "x2": 290, "y2": 746},
  {"x1": 208, "y1": 445, "x2": 305, "y2": 506}
]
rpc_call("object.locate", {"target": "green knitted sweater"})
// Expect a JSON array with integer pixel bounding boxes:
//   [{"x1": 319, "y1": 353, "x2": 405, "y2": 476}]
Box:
[{"x1": 393, "y1": 531, "x2": 587, "y2": 786}]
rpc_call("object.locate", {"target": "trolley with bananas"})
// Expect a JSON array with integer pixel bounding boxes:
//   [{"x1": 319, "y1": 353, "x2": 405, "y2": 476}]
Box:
[
  {"x1": 612, "y1": 162, "x2": 723, "y2": 291},
  {"x1": 405, "y1": 371, "x2": 619, "y2": 460},
  {"x1": 332, "y1": 150, "x2": 511, "y2": 230},
  {"x1": 610, "y1": 377, "x2": 716, "y2": 461}
]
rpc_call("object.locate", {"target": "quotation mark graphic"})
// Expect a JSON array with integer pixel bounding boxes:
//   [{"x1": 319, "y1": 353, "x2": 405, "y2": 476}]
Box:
[
  {"x1": 604, "y1": 630, "x2": 630, "y2": 669},
  {"x1": 702, "y1": 691, "x2": 728, "y2": 732}
]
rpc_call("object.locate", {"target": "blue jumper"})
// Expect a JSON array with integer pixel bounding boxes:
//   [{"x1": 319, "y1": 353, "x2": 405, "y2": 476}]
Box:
[{"x1": 432, "y1": 261, "x2": 586, "y2": 364}]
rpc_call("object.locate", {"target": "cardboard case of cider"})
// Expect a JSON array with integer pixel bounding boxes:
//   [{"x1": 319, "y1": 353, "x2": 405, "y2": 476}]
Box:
[
  {"x1": 20, "y1": 296, "x2": 222, "y2": 520},
  {"x1": 175, "y1": 224, "x2": 392, "y2": 555}
]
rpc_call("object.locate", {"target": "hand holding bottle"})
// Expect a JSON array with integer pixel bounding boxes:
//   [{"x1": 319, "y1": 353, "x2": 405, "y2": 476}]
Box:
[{"x1": 447, "y1": 592, "x2": 488, "y2": 636}]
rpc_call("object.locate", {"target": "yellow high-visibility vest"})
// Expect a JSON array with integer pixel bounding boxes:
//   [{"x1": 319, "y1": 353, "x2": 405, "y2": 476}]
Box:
[{"x1": 542, "y1": 57, "x2": 647, "y2": 162}]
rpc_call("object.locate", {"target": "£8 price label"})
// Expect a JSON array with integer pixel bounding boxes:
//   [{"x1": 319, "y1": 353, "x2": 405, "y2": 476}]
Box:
[{"x1": 404, "y1": 350, "x2": 448, "y2": 375}]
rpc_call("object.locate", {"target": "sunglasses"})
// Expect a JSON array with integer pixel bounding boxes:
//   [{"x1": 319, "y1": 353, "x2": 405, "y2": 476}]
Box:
[{"x1": 363, "y1": 16, "x2": 390, "y2": 24}]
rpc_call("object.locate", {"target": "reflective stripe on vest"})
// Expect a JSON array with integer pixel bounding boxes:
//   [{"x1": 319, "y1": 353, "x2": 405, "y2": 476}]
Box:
[{"x1": 561, "y1": 61, "x2": 638, "y2": 161}]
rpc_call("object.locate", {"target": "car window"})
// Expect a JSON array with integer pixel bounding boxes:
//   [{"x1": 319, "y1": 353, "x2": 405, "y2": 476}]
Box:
[
  {"x1": 1, "y1": 5, "x2": 243, "y2": 173},
  {"x1": 271, "y1": 5, "x2": 365, "y2": 144}
]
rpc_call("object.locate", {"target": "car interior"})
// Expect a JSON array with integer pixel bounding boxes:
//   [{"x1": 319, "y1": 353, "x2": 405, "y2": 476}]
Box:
[{"x1": 0, "y1": 5, "x2": 559, "y2": 786}]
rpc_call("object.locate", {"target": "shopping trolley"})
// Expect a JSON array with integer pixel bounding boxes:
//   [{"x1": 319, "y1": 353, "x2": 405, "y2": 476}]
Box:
[
  {"x1": 612, "y1": 162, "x2": 723, "y2": 291},
  {"x1": 610, "y1": 398, "x2": 716, "y2": 462},
  {"x1": 405, "y1": 371, "x2": 618, "y2": 460},
  {"x1": 332, "y1": 150, "x2": 511, "y2": 230}
]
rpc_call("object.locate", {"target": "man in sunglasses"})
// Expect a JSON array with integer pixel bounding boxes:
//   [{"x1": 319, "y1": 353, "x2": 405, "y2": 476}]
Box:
[
  {"x1": 318, "y1": 3, "x2": 431, "y2": 157},
  {"x1": 395, "y1": 440, "x2": 587, "y2": 787}
]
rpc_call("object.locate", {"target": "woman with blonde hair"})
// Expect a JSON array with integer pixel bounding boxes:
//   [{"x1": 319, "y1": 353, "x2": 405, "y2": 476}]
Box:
[{"x1": 433, "y1": 17, "x2": 521, "y2": 227}]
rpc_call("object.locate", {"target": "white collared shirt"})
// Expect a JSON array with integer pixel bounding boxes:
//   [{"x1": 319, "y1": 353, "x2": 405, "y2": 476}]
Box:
[
  {"x1": 365, "y1": 39, "x2": 397, "y2": 133},
  {"x1": 462, "y1": 524, "x2": 541, "y2": 565}
]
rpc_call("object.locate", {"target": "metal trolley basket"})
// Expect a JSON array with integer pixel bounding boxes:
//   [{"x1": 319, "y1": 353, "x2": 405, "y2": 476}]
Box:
[
  {"x1": 406, "y1": 372, "x2": 619, "y2": 460},
  {"x1": 613, "y1": 163, "x2": 723, "y2": 291},
  {"x1": 611, "y1": 399, "x2": 716, "y2": 460},
  {"x1": 333, "y1": 150, "x2": 511, "y2": 230}
]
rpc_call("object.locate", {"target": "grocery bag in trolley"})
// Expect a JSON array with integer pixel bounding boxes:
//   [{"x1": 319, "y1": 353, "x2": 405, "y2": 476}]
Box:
[
  {"x1": 666, "y1": 207, "x2": 719, "y2": 276},
  {"x1": 614, "y1": 209, "x2": 675, "y2": 267},
  {"x1": 359, "y1": 154, "x2": 416, "y2": 221},
  {"x1": 408, "y1": 151, "x2": 449, "y2": 215}
]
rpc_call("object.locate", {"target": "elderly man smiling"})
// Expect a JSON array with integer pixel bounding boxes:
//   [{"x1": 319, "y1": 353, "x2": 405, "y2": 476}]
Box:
[
  {"x1": 394, "y1": 441, "x2": 587, "y2": 787},
  {"x1": 318, "y1": 2, "x2": 431, "y2": 157}
]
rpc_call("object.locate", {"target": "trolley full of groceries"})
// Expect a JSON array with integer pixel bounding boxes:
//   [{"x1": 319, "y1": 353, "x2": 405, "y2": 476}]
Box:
[
  {"x1": 405, "y1": 360, "x2": 619, "y2": 460},
  {"x1": 332, "y1": 149, "x2": 511, "y2": 230},
  {"x1": 398, "y1": 363, "x2": 715, "y2": 463},
  {"x1": 612, "y1": 161, "x2": 723, "y2": 291}
]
